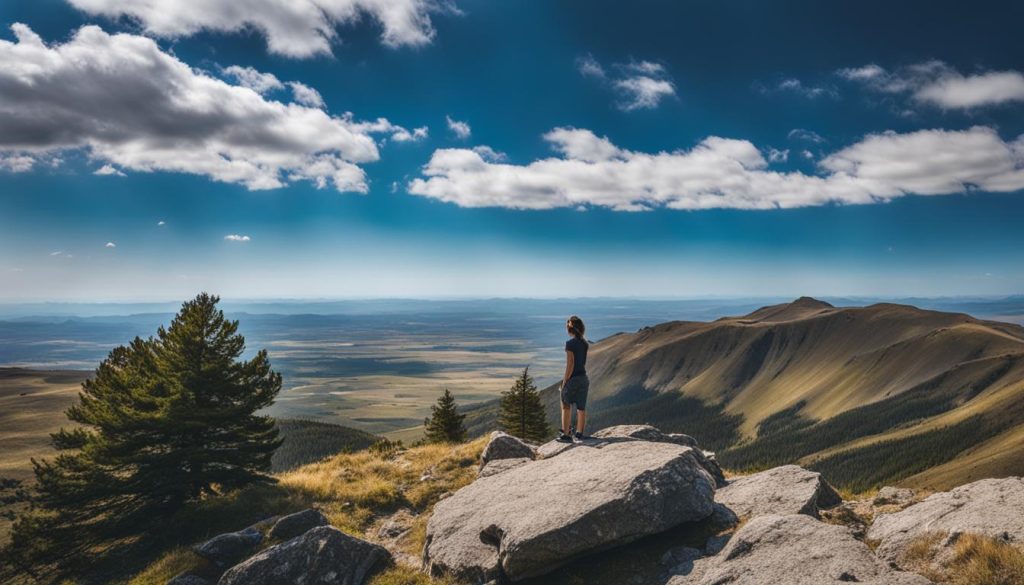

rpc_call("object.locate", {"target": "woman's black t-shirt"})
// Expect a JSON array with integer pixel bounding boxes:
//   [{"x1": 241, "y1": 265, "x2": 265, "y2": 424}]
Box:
[{"x1": 565, "y1": 336, "x2": 588, "y2": 378}]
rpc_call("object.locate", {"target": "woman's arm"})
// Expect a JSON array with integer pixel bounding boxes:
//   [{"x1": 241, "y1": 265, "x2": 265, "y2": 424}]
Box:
[{"x1": 562, "y1": 350, "x2": 574, "y2": 388}]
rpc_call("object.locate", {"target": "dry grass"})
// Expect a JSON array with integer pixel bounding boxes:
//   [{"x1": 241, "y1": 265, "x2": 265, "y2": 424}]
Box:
[
  {"x1": 946, "y1": 533, "x2": 1024, "y2": 585},
  {"x1": 275, "y1": 438, "x2": 485, "y2": 538},
  {"x1": 124, "y1": 437, "x2": 486, "y2": 584},
  {"x1": 126, "y1": 548, "x2": 215, "y2": 585},
  {"x1": 367, "y1": 565, "x2": 463, "y2": 585},
  {"x1": 898, "y1": 532, "x2": 1024, "y2": 584}
]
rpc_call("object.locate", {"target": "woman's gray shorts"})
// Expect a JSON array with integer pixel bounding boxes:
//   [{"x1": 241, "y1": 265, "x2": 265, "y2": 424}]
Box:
[{"x1": 561, "y1": 374, "x2": 589, "y2": 411}]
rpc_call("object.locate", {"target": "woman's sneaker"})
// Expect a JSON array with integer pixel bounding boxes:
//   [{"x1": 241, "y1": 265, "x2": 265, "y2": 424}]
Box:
[
  {"x1": 573, "y1": 431, "x2": 587, "y2": 440},
  {"x1": 556, "y1": 430, "x2": 573, "y2": 443}
]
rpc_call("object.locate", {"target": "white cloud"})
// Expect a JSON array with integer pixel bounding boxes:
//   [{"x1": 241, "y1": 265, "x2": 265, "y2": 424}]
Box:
[
  {"x1": 801, "y1": 150, "x2": 814, "y2": 160},
  {"x1": 49, "y1": 250, "x2": 63, "y2": 256},
  {"x1": 836, "y1": 64, "x2": 886, "y2": 82},
  {"x1": 408, "y1": 126, "x2": 1024, "y2": 211},
  {"x1": 94, "y1": 164, "x2": 125, "y2": 176},
  {"x1": 105, "y1": 242, "x2": 116, "y2": 248},
  {"x1": 471, "y1": 145, "x2": 506, "y2": 162},
  {"x1": 838, "y1": 61, "x2": 1024, "y2": 109},
  {"x1": 446, "y1": 115, "x2": 471, "y2": 139},
  {"x1": 578, "y1": 56, "x2": 677, "y2": 111},
  {"x1": 289, "y1": 81, "x2": 325, "y2": 108},
  {"x1": 224, "y1": 234, "x2": 251, "y2": 242},
  {"x1": 767, "y1": 148, "x2": 789, "y2": 163},
  {"x1": 390, "y1": 126, "x2": 429, "y2": 142},
  {"x1": 614, "y1": 76, "x2": 676, "y2": 111},
  {"x1": 157, "y1": 220, "x2": 166, "y2": 226},
  {"x1": 0, "y1": 153, "x2": 35, "y2": 172},
  {"x1": 788, "y1": 129, "x2": 826, "y2": 144},
  {"x1": 576, "y1": 54, "x2": 605, "y2": 79},
  {"x1": 0, "y1": 24, "x2": 415, "y2": 193},
  {"x1": 66, "y1": 0, "x2": 456, "y2": 57},
  {"x1": 769, "y1": 78, "x2": 838, "y2": 99},
  {"x1": 223, "y1": 65, "x2": 284, "y2": 94}
]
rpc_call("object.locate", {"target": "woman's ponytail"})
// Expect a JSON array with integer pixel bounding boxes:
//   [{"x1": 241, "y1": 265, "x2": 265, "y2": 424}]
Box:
[{"x1": 568, "y1": 315, "x2": 587, "y2": 345}]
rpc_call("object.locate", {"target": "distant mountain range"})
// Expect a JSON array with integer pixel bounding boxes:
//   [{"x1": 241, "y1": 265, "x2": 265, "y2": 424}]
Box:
[{"x1": 467, "y1": 297, "x2": 1024, "y2": 491}]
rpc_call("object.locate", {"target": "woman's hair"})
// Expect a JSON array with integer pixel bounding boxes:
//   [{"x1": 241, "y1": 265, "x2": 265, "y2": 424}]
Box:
[{"x1": 567, "y1": 315, "x2": 586, "y2": 341}]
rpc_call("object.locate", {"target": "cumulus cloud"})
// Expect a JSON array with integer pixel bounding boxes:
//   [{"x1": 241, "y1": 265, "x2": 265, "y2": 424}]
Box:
[
  {"x1": 408, "y1": 126, "x2": 1024, "y2": 211},
  {"x1": 289, "y1": 81, "x2": 324, "y2": 108},
  {"x1": 0, "y1": 24, "x2": 422, "y2": 192},
  {"x1": 837, "y1": 61, "x2": 1024, "y2": 109},
  {"x1": 94, "y1": 164, "x2": 125, "y2": 176},
  {"x1": 105, "y1": 242, "x2": 116, "y2": 248},
  {"x1": 579, "y1": 56, "x2": 677, "y2": 111},
  {"x1": 223, "y1": 65, "x2": 284, "y2": 94},
  {"x1": 446, "y1": 115, "x2": 471, "y2": 139},
  {"x1": 157, "y1": 220, "x2": 166, "y2": 226},
  {"x1": 0, "y1": 154, "x2": 35, "y2": 172},
  {"x1": 768, "y1": 148, "x2": 789, "y2": 163},
  {"x1": 66, "y1": 0, "x2": 457, "y2": 57},
  {"x1": 471, "y1": 145, "x2": 506, "y2": 162},
  {"x1": 390, "y1": 126, "x2": 429, "y2": 142},
  {"x1": 224, "y1": 234, "x2": 251, "y2": 242}
]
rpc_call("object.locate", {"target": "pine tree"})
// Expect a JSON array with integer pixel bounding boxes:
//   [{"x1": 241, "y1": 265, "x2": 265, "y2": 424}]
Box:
[
  {"x1": 6, "y1": 293, "x2": 282, "y2": 575},
  {"x1": 497, "y1": 367, "x2": 550, "y2": 442},
  {"x1": 424, "y1": 388, "x2": 467, "y2": 443}
]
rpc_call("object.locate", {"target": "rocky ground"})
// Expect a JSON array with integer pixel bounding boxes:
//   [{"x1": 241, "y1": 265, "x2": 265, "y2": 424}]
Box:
[{"x1": 165, "y1": 426, "x2": 1024, "y2": 585}]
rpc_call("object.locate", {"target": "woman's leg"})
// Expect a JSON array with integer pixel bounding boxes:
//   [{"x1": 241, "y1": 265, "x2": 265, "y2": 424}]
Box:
[
  {"x1": 577, "y1": 409, "x2": 586, "y2": 434},
  {"x1": 561, "y1": 402, "x2": 571, "y2": 434}
]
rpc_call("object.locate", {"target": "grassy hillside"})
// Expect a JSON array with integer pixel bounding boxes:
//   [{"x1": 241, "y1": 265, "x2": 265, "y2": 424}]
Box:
[
  {"x1": 465, "y1": 298, "x2": 1024, "y2": 491},
  {"x1": 271, "y1": 418, "x2": 380, "y2": 472}
]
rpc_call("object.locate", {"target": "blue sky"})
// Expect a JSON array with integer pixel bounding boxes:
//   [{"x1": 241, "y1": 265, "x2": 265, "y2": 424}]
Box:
[{"x1": 1, "y1": 0, "x2": 1023, "y2": 300}]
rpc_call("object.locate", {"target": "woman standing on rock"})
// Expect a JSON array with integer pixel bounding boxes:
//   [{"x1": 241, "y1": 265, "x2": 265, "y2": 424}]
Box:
[{"x1": 558, "y1": 315, "x2": 590, "y2": 443}]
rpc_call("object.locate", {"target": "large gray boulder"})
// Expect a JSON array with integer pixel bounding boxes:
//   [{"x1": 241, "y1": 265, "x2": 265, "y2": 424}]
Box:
[
  {"x1": 867, "y1": 476, "x2": 1024, "y2": 567},
  {"x1": 268, "y1": 508, "x2": 329, "y2": 541},
  {"x1": 547, "y1": 424, "x2": 727, "y2": 487},
  {"x1": 424, "y1": 440, "x2": 716, "y2": 583},
  {"x1": 591, "y1": 424, "x2": 698, "y2": 448},
  {"x1": 194, "y1": 527, "x2": 263, "y2": 568},
  {"x1": 218, "y1": 526, "x2": 391, "y2": 585},
  {"x1": 478, "y1": 457, "x2": 532, "y2": 478},
  {"x1": 715, "y1": 465, "x2": 841, "y2": 519},
  {"x1": 480, "y1": 431, "x2": 537, "y2": 465},
  {"x1": 669, "y1": 514, "x2": 931, "y2": 585}
]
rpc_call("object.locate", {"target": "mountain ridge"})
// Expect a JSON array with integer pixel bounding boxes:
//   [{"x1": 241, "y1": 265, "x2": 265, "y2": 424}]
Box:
[{"x1": 467, "y1": 297, "x2": 1024, "y2": 490}]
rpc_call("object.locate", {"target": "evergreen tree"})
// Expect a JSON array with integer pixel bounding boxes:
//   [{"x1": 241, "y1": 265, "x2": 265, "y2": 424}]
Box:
[
  {"x1": 497, "y1": 367, "x2": 550, "y2": 442},
  {"x1": 6, "y1": 293, "x2": 282, "y2": 575},
  {"x1": 423, "y1": 388, "x2": 467, "y2": 443}
]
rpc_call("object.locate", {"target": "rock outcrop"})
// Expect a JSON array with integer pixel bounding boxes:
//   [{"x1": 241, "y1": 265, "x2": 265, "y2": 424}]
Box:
[
  {"x1": 478, "y1": 457, "x2": 532, "y2": 478},
  {"x1": 268, "y1": 508, "x2": 329, "y2": 541},
  {"x1": 194, "y1": 527, "x2": 263, "y2": 568},
  {"x1": 480, "y1": 431, "x2": 537, "y2": 465},
  {"x1": 867, "y1": 476, "x2": 1024, "y2": 567},
  {"x1": 591, "y1": 424, "x2": 698, "y2": 448},
  {"x1": 218, "y1": 525, "x2": 391, "y2": 585},
  {"x1": 873, "y1": 486, "x2": 917, "y2": 508},
  {"x1": 670, "y1": 514, "x2": 932, "y2": 585},
  {"x1": 546, "y1": 424, "x2": 727, "y2": 487},
  {"x1": 715, "y1": 464, "x2": 842, "y2": 519},
  {"x1": 424, "y1": 439, "x2": 716, "y2": 583}
]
